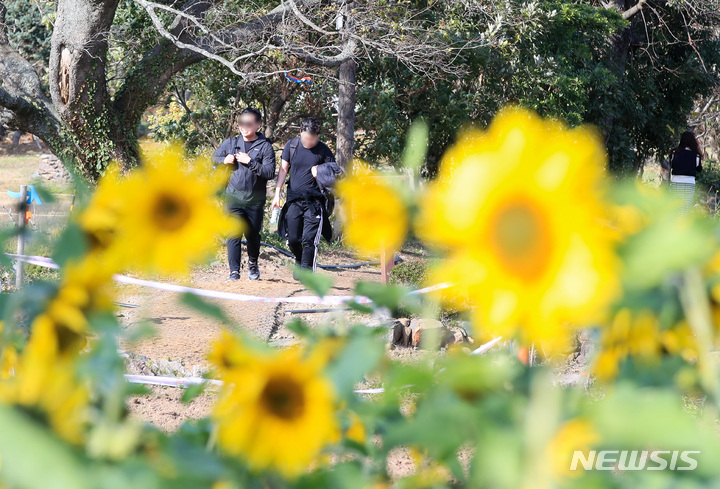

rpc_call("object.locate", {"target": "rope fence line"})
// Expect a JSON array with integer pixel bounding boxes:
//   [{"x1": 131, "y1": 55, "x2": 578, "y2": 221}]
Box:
[
  {"x1": 6, "y1": 253, "x2": 451, "y2": 306},
  {"x1": 124, "y1": 337, "x2": 504, "y2": 393},
  {"x1": 5, "y1": 254, "x2": 502, "y2": 394}
]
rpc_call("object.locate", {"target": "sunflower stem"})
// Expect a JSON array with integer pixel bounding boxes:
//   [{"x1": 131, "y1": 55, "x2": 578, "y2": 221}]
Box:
[
  {"x1": 206, "y1": 424, "x2": 218, "y2": 452},
  {"x1": 679, "y1": 268, "x2": 720, "y2": 410}
]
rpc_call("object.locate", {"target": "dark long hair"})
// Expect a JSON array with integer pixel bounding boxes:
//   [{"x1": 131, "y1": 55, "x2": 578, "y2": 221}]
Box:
[{"x1": 672, "y1": 131, "x2": 703, "y2": 160}]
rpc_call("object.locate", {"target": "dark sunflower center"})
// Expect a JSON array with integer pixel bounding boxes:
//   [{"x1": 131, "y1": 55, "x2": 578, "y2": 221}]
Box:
[
  {"x1": 490, "y1": 200, "x2": 551, "y2": 279},
  {"x1": 55, "y1": 322, "x2": 85, "y2": 355},
  {"x1": 152, "y1": 193, "x2": 191, "y2": 232},
  {"x1": 86, "y1": 228, "x2": 114, "y2": 252},
  {"x1": 219, "y1": 353, "x2": 233, "y2": 369},
  {"x1": 260, "y1": 376, "x2": 306, "y2": 420}
]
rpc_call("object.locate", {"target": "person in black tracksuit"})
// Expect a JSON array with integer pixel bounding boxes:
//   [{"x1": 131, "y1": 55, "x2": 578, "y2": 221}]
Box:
[
  {"x1": 212, "y1": 108, "x2": 276, "y2": 281},
  {"x1": 272, "y1": 117, "x2": 343, "y2": 278}
]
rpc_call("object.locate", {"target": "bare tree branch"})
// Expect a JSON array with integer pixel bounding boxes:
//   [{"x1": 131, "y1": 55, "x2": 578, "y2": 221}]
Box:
[
  {"x1": 286, "y1": 0, "x2": 336, "y2": 36},
  {"x1": 131, "y1": 0, "x2": 325, "y2": 77},
  {"x1": 277, "y1": 38, "x2": 356, "y2": 67},
  {"x1": 114, "y1": 0, "x2": 312, "y2": 132},
  {"x1": 132, "y1": 0, "x2": 488, "y2": 81},
  {"x1": 0, "y1": 1, "x2": 8, "y2": 45},
  {"x1": 623, "y1": 0, "x2": 648, "y2": 20}
]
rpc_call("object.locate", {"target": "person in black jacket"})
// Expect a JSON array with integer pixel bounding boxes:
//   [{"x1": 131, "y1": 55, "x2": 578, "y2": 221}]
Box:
[
  {"x1": 669, "y1": 131, "x2": 703, "y2": 214},
  {"x1": 212, "y1": 108, "x2": 276, "y2": 281},
  {"x1": 272, "y1": 117, "x2": 343, "y2": 278}
]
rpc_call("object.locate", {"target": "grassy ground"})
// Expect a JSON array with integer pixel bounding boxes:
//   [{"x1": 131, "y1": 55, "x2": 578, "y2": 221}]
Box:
[
  {"x1": 0, "y1": 134, "x2": 71, "y2": 287},
  {"x1": 0, "y1": 133, "x2": 432, "y2": 287}
]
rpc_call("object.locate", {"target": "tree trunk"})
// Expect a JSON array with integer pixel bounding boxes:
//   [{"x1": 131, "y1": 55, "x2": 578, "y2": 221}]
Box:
[
  {"x1": 0, "y1": 0, "x2": 300, "y2": 182},
  {"x1": 264, "y1": 82, "x2": 297, "y2": 142},
  {"x1": 335, "y1": 56, "x2": 356, "y2": 169},
  {"x1": 46, "y1": 0, "x2": 132, "y2": 179},
  {"x1": 601, "y1": 0, "x2": 634, "y2": 171}
]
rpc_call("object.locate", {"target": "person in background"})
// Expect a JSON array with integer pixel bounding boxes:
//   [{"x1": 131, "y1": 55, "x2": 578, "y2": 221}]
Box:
[
  {"x1": 212, "y1": 108, "x2": 276, "y2": 281},
  {"x1": 272, "y1": 117, "x2": 343, "y2": 279},
  {"x1": 669, "y1": 131, "x2": 703, "y2": 214}
]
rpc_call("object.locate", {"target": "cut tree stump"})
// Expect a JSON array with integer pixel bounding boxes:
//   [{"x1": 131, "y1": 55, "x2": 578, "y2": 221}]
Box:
[{"x1": 390, "y1": 318, "x2": 472, "y2": 349}]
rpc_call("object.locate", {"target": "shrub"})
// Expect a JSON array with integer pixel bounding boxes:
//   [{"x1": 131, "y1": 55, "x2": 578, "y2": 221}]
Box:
[{"x1": 388, "y1": 260, "x2": 428, "y2": 288}]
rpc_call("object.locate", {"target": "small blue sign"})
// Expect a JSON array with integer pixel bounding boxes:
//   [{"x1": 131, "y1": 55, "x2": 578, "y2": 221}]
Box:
[{"x1": 7, "y1": 185, "x2": 43, "y2": 205}]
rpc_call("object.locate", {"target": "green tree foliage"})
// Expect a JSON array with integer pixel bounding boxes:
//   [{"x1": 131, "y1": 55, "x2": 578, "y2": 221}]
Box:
[
  {"x1": 32, "y1": 0, "x2": 709, "y2": 178},
  {"x1": 354, "y1": 1, "x2": 720, "y2": 176},
  {"x1": 3, "y1": 1, "x2": 52, "y2": 84},
  {"x1": 148, "y1": 59, "x2": 339, "y2": 152}
]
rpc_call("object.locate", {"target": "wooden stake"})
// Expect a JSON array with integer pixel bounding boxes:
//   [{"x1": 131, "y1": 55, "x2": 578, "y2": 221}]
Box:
[
  {"x1": 380, "y1": 248, "x2": 395, "y2": 284},
  {"x1": 518, "y1": 345, "x2": 529, "y2": 365},
  {"x1": 15, "y1": 185, "x2": 27, "y2": 288}
]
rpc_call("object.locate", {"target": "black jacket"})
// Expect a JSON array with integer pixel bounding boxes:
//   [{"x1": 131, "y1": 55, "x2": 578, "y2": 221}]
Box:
[
  {"x1": 212, "y1": 134, "x2": 276, "y2": 206},
  {"x1": 315, "y1": 159, "x2": 344, "y2": 195},
  {"x1": 671, "y1": 148, "x2": 702, "y2": 178}
]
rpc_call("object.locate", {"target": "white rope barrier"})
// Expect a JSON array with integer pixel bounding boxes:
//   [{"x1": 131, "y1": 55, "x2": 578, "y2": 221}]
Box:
[
  {"x1": 8, "y1": 254, "x2": 499, "y2": 395},
  {"x1": 123, "y1": 337, "x2": 503, "y2": 394},
  {"x1": 7, "y1": 253, "x2": 451, "y2": 306}
]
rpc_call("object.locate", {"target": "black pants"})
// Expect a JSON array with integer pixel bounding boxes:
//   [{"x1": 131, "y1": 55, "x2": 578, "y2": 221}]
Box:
[
  {"x1": 285, "y1": 200, "x2": 323, "y2": 271},
  {"x1": 227, "y1": 203, "x2": 264, "y2": 272}
]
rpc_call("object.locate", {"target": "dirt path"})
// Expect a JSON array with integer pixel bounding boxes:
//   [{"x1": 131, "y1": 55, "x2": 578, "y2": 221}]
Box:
[
  {"x1": 117, "y1": 244, "x2": 455, "y2": 478},
  {"x1": 117, "y1": 245, "x2": 384, "y2": 370},
  {"x1": 118, "y1": 242, "x2": 435, "y2": 439}
]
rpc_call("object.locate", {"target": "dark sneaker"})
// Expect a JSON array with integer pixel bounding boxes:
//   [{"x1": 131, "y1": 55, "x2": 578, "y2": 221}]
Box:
[
  {"x1": 228, "y1": 271, "x2": 240, "y2": 281},
  {"x1": 248, "y1": 260, "x2": 260, "y2": 281}
]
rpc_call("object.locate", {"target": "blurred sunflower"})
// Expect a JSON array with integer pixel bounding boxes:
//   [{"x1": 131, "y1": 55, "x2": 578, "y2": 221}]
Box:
[
  {"x1": 593, "y1": 309, "x2": 661, "y2": 381},
  {"x1": 417, "y1": 107, "x2": 619, "y2": 355},
  {"x1": 343, "y1": 411, "x2": 366, "y2": 446},
  {"x1": 2, "y1": 360, "x2": 89, "y2": 444},
  {"x1": 210, "y1": 334, "x2": 339, "y2": 478},
  {"x1": 547, "y1": 418, "x2": 600, "y2": 478},
  {"x1": 0, "y1": 324, "x2": 17, "y2": 380},
  {"x1": 84, "y1": 144, "x2": 240, "y2": 275},
  {"x1": 36, "y1": 261, "x2": 115, "y2": 359},
  {"x1": 707, "y1": 252, "x2": 720, "y2": 305},
  {"x1": 0, "y1": 261, "x2": 109, "y2": 443},
  {"x1": 608, "y1": 201, "x2": 648, "y2": 241},
  {"x1": 337, "y1": 166, "x2": 408, "y2": 258},
  {"x1": 0, "y1": 347, "x2": 15, "y2": 380},
  {"x1": 661, "y1": 321, "x2": 699, "y2": 363},
  {"x1": 207, "y1": 329, "x2": 258, "y2": 376},
  {"x1": 77, "y1": 163, "x2": 125, "y2": 270},
  {"x1": 0, "y1": 317, "x2": 90, "y2": 444},
  {"x1": 593, "y1": 308, "x2": 700, "y2": 381}
]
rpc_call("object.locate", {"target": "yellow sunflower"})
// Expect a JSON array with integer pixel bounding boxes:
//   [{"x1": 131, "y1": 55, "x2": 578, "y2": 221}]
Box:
[
  {"x1": 417, "y1": 107, "x2": 619, "y2": 355},
  {"x1": 32, "y1": 260, "x2": 115, "y2": 361},
  {"x1": 210, "y1": 334, "x2": 339, "y2": 478},
  {"x1": 0, "y1": 260, "x2": 108, "y2": 443},
  {"x1": 0, "y1": 324, "x2": 17, "y2": 380},
  {"x1": 593, "y1": 309, "x2": 669, "y2": 382},
  {"x1": 594, "y1": 306, "x2": 710, "y2": 382},
  {"x1": 547, "y1": 418, "x2": 600, "y2": 478},
  {"x1": 0, "y1": 316, "x2": 90, "y2": 444},
  {"x1": 77, "y1": 163, "x2": 126, "y2": 271},
  {"x1": 661, "y1": 321, "x2": 698, "y2": 363},
  {"x1": 344, "y1": 411, "x2": 366, "y2": 445},
  {"x1": 86, "y1": 143, "x2": 240, "y2": 275},
  {"x1": 337, "y1": 166, "x2": 408, "y2": 258},
  {"x1": 207, "y1": 329, "x2": 257, "y2": 376}
]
